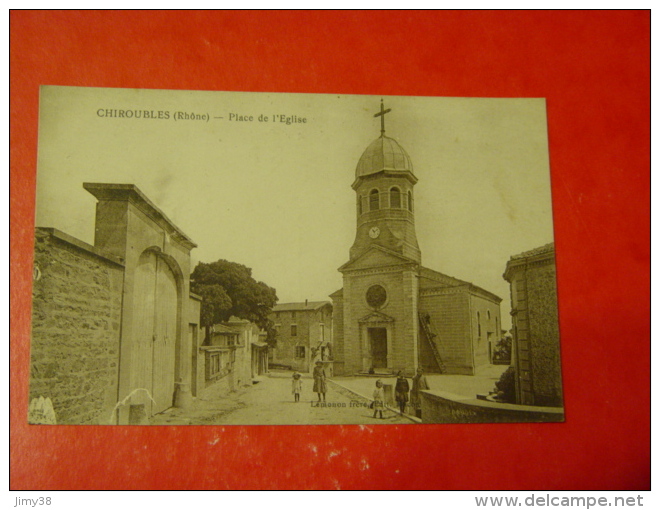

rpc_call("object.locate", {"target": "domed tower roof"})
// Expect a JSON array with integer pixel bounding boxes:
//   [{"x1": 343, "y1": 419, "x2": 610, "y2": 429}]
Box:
[{"x1": 356, "y1": 135, "x2": 414, "y2": 178}]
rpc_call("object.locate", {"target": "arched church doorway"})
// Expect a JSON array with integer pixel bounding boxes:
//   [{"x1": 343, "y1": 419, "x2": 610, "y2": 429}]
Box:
[{"x1": 133, "y1": 250, "x2": 179, "y2": 416}]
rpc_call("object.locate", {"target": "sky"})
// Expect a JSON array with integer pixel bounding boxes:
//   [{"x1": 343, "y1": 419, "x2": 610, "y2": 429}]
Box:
[{"x1": 35, "y1": 87, "x2": 556, "y2": 329}]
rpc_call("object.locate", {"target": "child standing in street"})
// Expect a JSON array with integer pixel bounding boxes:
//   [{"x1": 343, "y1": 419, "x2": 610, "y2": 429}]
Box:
[
  {"x1": 372, "y1": 380, "x2": 385, "y2": 419},
  {"x1": 292, "y1": 372, "x2": 302, "y2": 402}
]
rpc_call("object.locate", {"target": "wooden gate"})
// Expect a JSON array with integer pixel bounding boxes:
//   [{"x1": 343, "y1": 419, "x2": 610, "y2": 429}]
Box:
[{"x1": 133, "y1": 251, "x2": 178, "y2": 416}]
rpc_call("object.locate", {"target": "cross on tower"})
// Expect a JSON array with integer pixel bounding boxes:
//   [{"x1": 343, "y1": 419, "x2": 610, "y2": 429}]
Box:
[{"x1": 373, "y1": 99, "x2": 391, "y2": 137}]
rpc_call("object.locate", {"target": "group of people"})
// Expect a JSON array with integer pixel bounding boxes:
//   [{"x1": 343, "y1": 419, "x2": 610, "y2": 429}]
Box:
[
  {"x1": 372, "y1": 369, "x2": 429, "y2": 419},
  {"x1": 291, "y1": 361, "x2": 327, "y2": 403},
  {"x1": 291, "y1": 363, "x2": 430, "y2": 420}
]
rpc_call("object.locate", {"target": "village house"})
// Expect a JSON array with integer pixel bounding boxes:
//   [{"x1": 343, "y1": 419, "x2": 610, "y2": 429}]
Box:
[
  {"x1": 197, "y1": 323, "x2": 240, "y2": 394},
  {"x1": 194, "y1": 317, "x2": 269, "y2": 397},
  {"x1": 503, "y1": 243, "x2": 563, "y2": 407},
  {"x1": 225, "y1": 317, "x2": 269, "y2": 383},
  {"x1": 269, "y1": 301, "x2": 333, "y2": 373}
]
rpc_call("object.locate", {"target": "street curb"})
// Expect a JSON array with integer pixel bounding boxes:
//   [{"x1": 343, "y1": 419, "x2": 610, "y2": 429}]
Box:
[{"x1": 327, "y1": 379, "x2": 421, "y2": 424}]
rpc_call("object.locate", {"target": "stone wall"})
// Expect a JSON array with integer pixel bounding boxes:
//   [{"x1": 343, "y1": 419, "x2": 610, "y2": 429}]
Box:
[
  {"x1": 419, "y1": 290, "x2": 472, "y2": 374},
  {"x1": 527, "y1": 262, "x2": 562, "y2": 406},
  {"x1": 470, "y1": 293, "x2": 502, "y2": 370},
  {"x1": 421, "y1": 390, "x2": 564, "y2": 424},
  {"x1": 504, "y1": 244, "x2": 562, "y2": 407},
  {"x1": 30, "y1": 228, "x2": 124, "y2": 425},
  {"x1": 418, "y1": 268, "x2": 502, "y2": 375}
]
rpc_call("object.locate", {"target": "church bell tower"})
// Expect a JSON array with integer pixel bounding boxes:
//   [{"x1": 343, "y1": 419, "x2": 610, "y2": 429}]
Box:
[
  {"x1": 334, "y1": 100, "x2": 423, "y2": 376},
  {"x1": 333, "y1": 100, "x2": 502, "y2": 378},
  {"x1": 349, "y1": 100, "x2": 421, "y2": 264}
]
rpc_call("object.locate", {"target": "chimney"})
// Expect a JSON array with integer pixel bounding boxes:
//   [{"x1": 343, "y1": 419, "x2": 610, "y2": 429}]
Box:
[{"x1": 305, "y1": 299, "x2": 308, "y2": 307}]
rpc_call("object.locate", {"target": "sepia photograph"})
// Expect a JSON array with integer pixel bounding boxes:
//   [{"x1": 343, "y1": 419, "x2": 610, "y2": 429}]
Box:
[{"x1": 29, "y1": 86, "x2": 562, "y2": 426}]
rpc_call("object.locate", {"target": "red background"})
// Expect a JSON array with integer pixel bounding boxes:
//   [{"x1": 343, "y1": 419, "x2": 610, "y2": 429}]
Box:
[{"x1": 10, "y1": 11, "x2": 650, "y2": 490}]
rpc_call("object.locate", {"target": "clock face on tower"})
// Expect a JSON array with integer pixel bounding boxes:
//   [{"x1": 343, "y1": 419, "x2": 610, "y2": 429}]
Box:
[{"x1": 369, "y1": 226, "x2": 380, "y2": 239}]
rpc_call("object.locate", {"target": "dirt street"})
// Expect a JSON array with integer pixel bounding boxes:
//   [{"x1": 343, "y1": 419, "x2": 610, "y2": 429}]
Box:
[{"x1": 150, "y1": 373, "x2": 410, "y2": 425}]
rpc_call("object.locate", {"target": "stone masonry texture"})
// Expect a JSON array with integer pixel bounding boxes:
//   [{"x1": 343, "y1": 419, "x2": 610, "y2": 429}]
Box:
[
  {"x1": 527, "y1": 262, "x2": 562, "y2": 406},
  {"x1": 505, "y1": 244, "x2": 562, "y2": 407},
  {"x1": 30, "y1": 229, "x2": 123, "y2": 425},
  {"x1": 270, "y1": 305, "x2": 332, "y2": 373}
]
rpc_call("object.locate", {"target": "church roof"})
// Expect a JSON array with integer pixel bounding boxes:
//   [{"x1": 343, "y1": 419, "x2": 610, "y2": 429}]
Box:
[
  {"x1": 419, "y1": 266, "x2": 502, "y2": 303},
  {"x1": 356, "y1": 135, "x2": 414, "y2": 178},
  {"x1": 338, "y1": 244, "x2": 419, "y2": 273},
  {"x1": 418, "y1": 266, "x2": 470, "y2": 288}
]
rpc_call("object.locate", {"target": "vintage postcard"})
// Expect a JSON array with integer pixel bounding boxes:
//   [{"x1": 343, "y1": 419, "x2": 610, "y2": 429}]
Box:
[{"x1": 29, "y1": 86, "x2": 563, "y2": 425}]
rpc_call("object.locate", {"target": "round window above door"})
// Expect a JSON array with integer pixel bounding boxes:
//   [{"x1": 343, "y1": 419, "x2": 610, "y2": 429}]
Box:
[{"x1": 366, "y1": 284, "x2": 387, "y2": 310}]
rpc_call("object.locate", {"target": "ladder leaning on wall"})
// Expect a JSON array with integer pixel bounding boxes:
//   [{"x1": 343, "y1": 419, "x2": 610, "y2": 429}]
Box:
[{"x1": 418, "y1": 311, "x2": 446, "y2": 374}]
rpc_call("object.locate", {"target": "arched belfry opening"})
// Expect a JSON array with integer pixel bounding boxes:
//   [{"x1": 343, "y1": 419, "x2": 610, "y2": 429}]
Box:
[
  {"x1": 390, "y1": 187, "x2": 401, "y2": 208},
  {"x1": 369, "y1": 189, "x2": 380, "y2": 211}
]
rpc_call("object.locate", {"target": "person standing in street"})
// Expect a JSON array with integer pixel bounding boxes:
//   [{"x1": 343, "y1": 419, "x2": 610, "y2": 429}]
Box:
[
  {"x1": 372, "y1": 380, "x2": 385, "y2": 419},
  {"x1": 313, "y1": 361, "x2": 327, "y2": 402},
  {"x1": 410, "y1": 368, "x2": 429, "y2": 418},
  {"x1": 395, "y1": 370, "x2": 410, "y2": 415},
  {"x1": 292, "y1": 372, "x2": 302, "y2": 402}
]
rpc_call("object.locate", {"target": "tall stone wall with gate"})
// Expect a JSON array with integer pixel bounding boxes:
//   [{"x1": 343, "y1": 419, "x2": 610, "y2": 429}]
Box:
[
  {"x1": 84, "y1": 183, "x2": 197, "y2": 424},
  {"x1": 30, "y1": 228, "x2": 124, "y2": 424},
  {"x1": 30, "y1": 183, "x2": 200, "y2": 425}
]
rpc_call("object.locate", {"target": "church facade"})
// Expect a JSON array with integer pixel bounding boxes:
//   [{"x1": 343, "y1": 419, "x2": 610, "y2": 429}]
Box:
[{"x1": 331, "y1": 103, "x2": 502, "y2": 377}]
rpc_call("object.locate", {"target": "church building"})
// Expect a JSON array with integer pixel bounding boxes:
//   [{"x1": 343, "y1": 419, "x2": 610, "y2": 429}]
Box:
[{"x1": 331, "y1": 101, "x2": 502, "y2": 377}]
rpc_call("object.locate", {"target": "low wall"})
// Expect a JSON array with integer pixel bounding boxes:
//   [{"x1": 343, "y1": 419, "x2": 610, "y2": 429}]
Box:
[{"x1": 421, "y1": 390, "x2": 564, "y2": 424}]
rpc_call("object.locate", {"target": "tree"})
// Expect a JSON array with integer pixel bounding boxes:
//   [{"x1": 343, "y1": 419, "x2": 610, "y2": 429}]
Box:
[
  {"x1": 194, "y1": 283, "x2": 232, "y2": 329},
  {"x1": 492, "y1": 334, "x2": 512, "y2": 363},
  {"x1": 190, "y1": 259, "x2": 278, "y2": 344},
  {"x1": 262, "y1": 319, "x2": 279, "y2": 349},
  {"x1": 493, "y1": 366, "x2": 516, "y2": 403}
]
